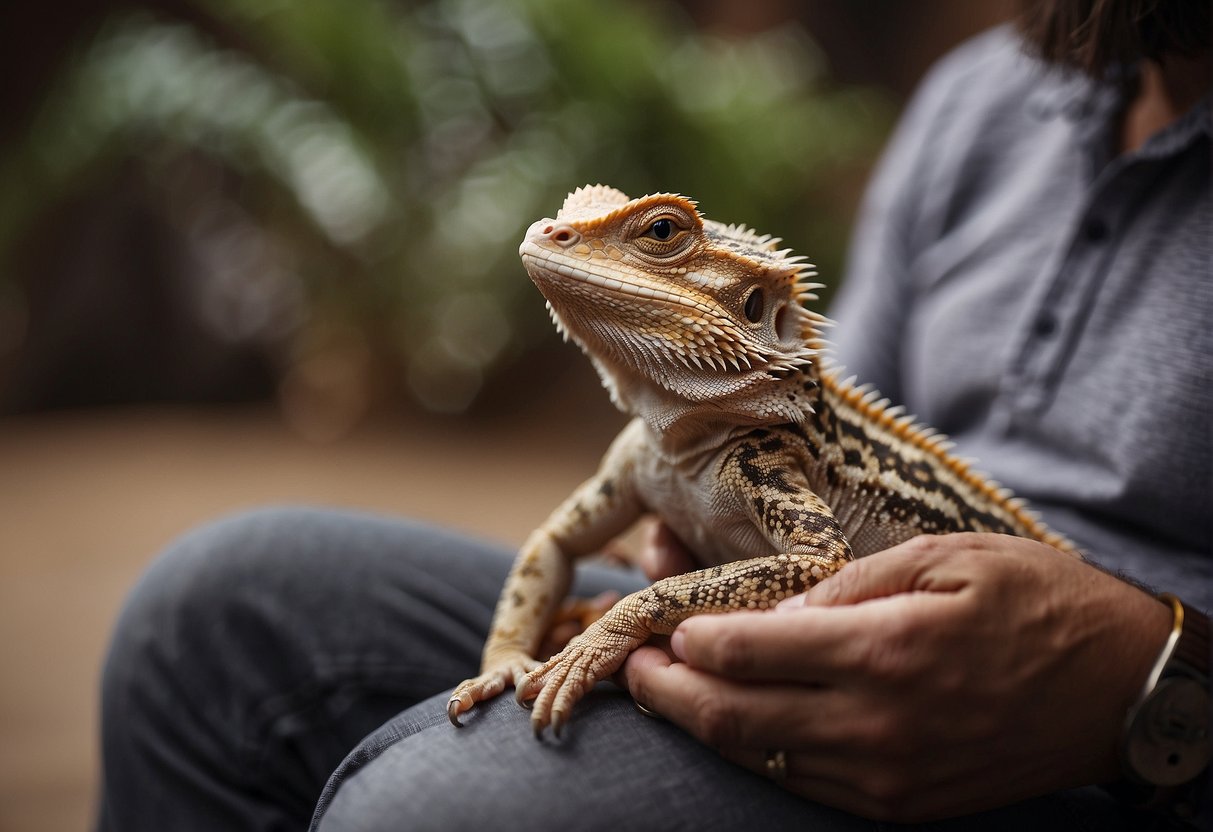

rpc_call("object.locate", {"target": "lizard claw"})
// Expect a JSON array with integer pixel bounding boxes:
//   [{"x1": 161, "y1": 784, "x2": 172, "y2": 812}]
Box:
[
  {"x1": 449, "y1": 654, "x2": 540, "y2": 728},
  {"x1": 518, "y1": 620, "x2": 642, "y2": 738},
  {"x1": 531, "y1": 710, "x2": 566, "y2": 739},
  {"x1": 447, "y1": 681, "x2": 491, "y2": 728}
]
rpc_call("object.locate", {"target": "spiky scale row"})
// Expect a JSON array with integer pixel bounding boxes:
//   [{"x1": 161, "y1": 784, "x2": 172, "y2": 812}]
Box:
[{"x1": 820, "y1": 368, "x2": 1071, "y2": 552}]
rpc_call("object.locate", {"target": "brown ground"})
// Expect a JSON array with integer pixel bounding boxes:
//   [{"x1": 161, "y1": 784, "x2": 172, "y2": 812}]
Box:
[{"x1": 0, "y1": 368, "x2": 627, "y2": 832}]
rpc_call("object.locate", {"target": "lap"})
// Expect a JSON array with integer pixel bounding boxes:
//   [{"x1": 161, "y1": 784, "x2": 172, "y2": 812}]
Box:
[
  {"x1": 100, "y1": 506, "x2": 1152, "y2": 831},
  {"x1": 312, "y1": 686, "x2": 1142, "y2": 832},
  {"x1": 312, "y1": 687, "x2": 860, "y2": 832},
  {"x1": 99, "y1": 506, "x2": 645, "y2": 831}
]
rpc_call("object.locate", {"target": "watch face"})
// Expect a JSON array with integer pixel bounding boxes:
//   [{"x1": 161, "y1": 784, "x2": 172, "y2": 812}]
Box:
[{"x1": 1124, "y1": 676, "x2": 1212, "y2": 787}]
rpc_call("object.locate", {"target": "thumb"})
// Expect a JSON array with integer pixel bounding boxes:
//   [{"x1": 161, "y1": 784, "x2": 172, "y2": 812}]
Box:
[{"x1": 779, "y1": 536, "x2": 951, "y2": 610}]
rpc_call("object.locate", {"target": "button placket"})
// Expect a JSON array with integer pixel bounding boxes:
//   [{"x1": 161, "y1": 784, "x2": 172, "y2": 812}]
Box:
[
  {"x1": 1008, "y1": 198, "x2": 1123, "y2": 419},
  {"x1": 1004, "y1": 100, "x2": 1149, "y2": 419}
]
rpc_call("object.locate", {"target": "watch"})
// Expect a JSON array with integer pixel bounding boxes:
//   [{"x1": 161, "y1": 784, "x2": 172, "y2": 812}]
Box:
[{"x1": 1119, "y1": 593, "x2": 1211, "y2": 806}]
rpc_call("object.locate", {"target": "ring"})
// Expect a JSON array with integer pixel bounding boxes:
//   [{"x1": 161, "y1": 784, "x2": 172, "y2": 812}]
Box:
[
  {"x1": 633, "y1": 699, "x2": 664, "y2": 720},
  {"x1": 764, "y1": 749, "x2": 788, "y2": 783}
]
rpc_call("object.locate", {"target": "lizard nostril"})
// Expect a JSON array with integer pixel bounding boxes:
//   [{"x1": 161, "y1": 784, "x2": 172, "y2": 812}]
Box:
[
  {"x1": 547, "y1": 225, "x2": 581, "y2": 247},
  {"x1": 526, "y1": 220, "x2": 581, "y2": 248}
]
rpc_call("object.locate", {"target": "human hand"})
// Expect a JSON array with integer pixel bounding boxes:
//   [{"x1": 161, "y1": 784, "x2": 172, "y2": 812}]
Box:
[
  {"x1": 620, "y1": 533, "x2": 1172, "y2": 821},
  {"x1": 638, "y1": 520, "x2": 697, "y2": 582}
]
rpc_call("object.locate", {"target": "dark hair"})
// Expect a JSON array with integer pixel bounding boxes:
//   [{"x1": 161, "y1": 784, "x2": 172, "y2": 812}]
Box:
[{"x1": 1017, "y1": 0, "x2": 1211, "y2": 77}]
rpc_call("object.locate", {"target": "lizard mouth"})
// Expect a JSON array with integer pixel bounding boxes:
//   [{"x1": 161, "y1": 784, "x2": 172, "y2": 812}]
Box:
[{"x1": 519, "y1": 245, "x2": 717, "y2": 317}]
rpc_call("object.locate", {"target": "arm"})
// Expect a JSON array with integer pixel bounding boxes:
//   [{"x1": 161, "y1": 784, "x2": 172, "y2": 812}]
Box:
[{"x1": 447, "y1": 420, "x2": 646, "y2": 724}]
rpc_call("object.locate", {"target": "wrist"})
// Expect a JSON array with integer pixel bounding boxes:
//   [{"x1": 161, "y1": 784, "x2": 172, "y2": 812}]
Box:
[{"x1": 1115, "y1": 594, "x2": 1211, "y2": 822}]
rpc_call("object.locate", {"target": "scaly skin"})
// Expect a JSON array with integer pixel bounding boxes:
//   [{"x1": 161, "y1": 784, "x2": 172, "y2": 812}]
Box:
[{"x1": 447, "y1": 186, "x2": 1077, "y2": 736}]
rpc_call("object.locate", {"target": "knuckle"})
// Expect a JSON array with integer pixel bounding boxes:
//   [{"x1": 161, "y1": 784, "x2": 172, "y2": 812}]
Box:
[
  {"x1": 853, "y1": 710, "x2": 904, "y2": 751},
  {"x1": 898, "y1": 533, "x2": 945, "y2": 564},
  {"x1": 624, "y1": 668, "x2": 658, "y2": 713},
  {"x1": 857, "y1": 628, "x2": 916, "y2": 684},
  {"x1": 693, "y1": 694, "x2": 741, "y2": 747},
  {"x1": 703, "y1": 626, "x2": 754, "y2": 677},
  {"x1": 623, "y1": 667, "x2": 649, "y2": 702}
]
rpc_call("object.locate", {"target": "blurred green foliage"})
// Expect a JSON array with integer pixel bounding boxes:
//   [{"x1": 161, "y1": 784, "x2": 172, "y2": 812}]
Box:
[{"x1": 1, "y1": 0, "x2": 889, "y2": 419}]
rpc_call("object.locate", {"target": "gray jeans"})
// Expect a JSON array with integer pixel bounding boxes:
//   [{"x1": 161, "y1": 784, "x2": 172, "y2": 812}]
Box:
[{"x1": 96, "y1": 507, "x2": 1152, "y2": 831}]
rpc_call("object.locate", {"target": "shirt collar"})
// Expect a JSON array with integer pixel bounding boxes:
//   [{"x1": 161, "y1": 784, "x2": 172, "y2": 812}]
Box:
[
  {"x1": 1139, "y1": 91, "x2": 1211, "y2": 159},
  {"x1": 1025, "y1": 65, "x2": 1124, "y2": 124},
  {"x1": 1027, "y1": 62, "x2": 1211, "y2": 160}
]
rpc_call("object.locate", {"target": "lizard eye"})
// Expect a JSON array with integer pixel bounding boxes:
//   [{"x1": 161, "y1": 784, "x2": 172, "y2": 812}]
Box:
[
  {"x1": 645, "y1": 218, "x2": 676, "y2": 241},
  {"x1": 744, "y1": 287, "x2": 764, "y2": 323},
  {"x1": 632, "y1": 212, "x2": 693, "y2": 259}
]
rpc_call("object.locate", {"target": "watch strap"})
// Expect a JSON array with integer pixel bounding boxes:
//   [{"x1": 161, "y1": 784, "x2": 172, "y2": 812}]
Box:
[
  {"x1": 1114, "y1": 594, "x2": 1211, "y2": 825},
  {"x1": 1170, "y1": 598, "x2": 1210, "y2": 682}
]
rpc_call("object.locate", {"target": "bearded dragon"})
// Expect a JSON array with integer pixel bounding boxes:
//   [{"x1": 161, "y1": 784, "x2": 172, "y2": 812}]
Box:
[{"x1": 448, "y1": 185, "x2": 1076, "y2": 737}]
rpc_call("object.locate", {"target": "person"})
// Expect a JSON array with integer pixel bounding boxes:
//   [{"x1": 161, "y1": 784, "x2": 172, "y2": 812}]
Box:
[{"x1": 95, "y1": 1, "x2": 1210, "y2": 829}]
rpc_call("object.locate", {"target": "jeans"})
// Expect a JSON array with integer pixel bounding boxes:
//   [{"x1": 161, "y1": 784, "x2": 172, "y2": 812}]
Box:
[{"x1": 96, "y1": 507, "x2": 1154, "y2": 831}]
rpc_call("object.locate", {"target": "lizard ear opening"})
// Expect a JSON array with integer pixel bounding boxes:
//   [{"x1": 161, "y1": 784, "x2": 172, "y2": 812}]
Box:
[
  {"x1": 744, "y1": 288, "x2": 765, "y2": 323},
  {"x1": 774, "y1": 303, "x2": 791, "y2": 339}
]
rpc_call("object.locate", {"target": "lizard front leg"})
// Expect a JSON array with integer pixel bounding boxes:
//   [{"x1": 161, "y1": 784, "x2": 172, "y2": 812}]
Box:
[
  {"x1": 446, "y1": 529, "x2": 566, "y2": 725},
  {"x1": 515, "y1": 548, "x2": 846, "y2": 737},
  {"x1": 447, "y1": 419, "x2": 646, "y2": 726},
  {"x1": 517, "y1": 440, "x2": 853, "y2": 736}
]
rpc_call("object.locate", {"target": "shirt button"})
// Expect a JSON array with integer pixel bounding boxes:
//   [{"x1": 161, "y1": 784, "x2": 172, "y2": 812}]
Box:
[
  {"x1": 1033, "y1": 311, "x2": 1058, "y2": 337},
  {"x1": 1083, "y1": 217, "x2": 1109, "y2": 242}
]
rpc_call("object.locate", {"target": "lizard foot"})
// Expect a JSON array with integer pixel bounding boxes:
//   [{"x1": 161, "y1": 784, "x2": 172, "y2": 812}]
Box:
[
  {"x1": 516, "y1": 618, "x2": 644, "y2": 738},
  {"x1": 448, "y1": 654, "x2": 539, "y2": 727},
  {"x1": 538, "y1": 591, "x2": 621, "y2": 658}
]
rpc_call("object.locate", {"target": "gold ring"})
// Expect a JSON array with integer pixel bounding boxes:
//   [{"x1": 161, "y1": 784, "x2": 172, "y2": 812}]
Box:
[
  {"x1": 633, "y1": 699, "x2": 664, "y2": 720},
  {"x1": 765, "y1": 749, "x2": 788, "y2": 783}
]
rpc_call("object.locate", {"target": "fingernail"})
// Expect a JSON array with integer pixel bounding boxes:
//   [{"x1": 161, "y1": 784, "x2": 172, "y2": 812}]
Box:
[
  {"x1": 670, "y1": 628, "x2": 687, "y2": 660},
  {"x1": 776, "y1": 593, "x2": 809, "y2": 612}
]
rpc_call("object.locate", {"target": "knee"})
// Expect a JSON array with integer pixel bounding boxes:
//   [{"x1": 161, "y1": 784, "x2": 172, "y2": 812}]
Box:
[
  {"x1": 108, "y1": 508, "x2": 311, "y2": 637},
  {"x1": 100, "y1": 507, "x2": 338, "y2": 710}
]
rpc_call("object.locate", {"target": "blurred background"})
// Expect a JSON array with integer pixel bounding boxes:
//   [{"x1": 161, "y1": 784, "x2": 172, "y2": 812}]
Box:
[{"x1": 0, "y1": 1, "x2": 1012, "y2": 828}]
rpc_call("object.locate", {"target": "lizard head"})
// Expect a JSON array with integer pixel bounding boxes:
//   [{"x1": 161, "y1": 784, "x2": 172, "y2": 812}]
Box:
[{"x1": 519, "y1": 185, "x2": 824, "y2": 429}]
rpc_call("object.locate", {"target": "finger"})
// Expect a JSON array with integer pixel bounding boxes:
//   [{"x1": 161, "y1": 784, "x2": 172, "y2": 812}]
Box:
[
  {"x1": 622, "y1": 646, "x2": 796, "y2": 748},
  {"x1": 719, "y1": 746, "x2": 909, "y2": 821},
  {"x1": 669, "y1": 605, "x2": 915, "y2": 684},
  {"x1": 641, "y1": 521, "x2": 698, "y2": 582},
  {"x1": 723, "y1": 745, "x2": 864, "y2": 791},
  {"x1": 729, "y1": 741, "x2": 1009, "y2": 822},
  {"x1": 621, "y1": 646, "x2": 872, "y2": 752},
  {"x1": 782, "y1": 534, "x2": 975, "y2": 610},
  {"x1": 610, "y1": 636, "x2": 674, "y2": 688}
]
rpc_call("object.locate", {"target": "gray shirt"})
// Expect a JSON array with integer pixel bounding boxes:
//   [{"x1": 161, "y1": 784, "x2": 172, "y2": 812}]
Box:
[{"x1": 830, "y1": 27, "x2": 1211, "y2": 610}]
